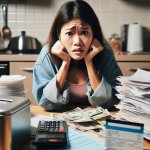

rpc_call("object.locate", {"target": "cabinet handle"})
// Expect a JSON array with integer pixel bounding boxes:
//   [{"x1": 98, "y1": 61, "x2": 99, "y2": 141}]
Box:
[
  {"x1": 0, "y1": 66, "x2": 5, "y2": 69},
  {"x1": 21, "y1": 68, "x2": 33, "y2": 73},
  {"x1": 128, "y1": 68, "x2": 150, "y2": 72}
]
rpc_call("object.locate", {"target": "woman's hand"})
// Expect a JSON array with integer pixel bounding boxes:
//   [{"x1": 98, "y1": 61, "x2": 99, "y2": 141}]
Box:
[
  {"x1": 51, "y1": 40, "x2": 71, "y2": 92},
  {"x1": 51, "y1": 40, "x2": 71, "y2": 62},
  {"x1": 84, "y1": 38, "x2": 103, "y2": 63}
]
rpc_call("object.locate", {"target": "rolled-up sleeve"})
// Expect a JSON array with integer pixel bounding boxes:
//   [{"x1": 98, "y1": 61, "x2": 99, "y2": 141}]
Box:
[
  {"x1": 86, "y1": 77, "x2": 112, "y2": 106},
  {"x1": 32, "y1": 50, "x2": 70, "y2": 108},
  {"x1": 43, "y1": 75, "x2": 69, "y2": 104},
  {"x1": 33, "y1": 64, "x2": 70, "y2": 105},
  {"x1": 86, "y1": 44, "x2": 122, "y2": 107}
]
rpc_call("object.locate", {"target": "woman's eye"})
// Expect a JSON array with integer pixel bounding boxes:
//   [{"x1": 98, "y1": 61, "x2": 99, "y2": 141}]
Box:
[
  {"x1": 66, "y1": 32, "x2": 73, "y2": 37},
  {"x1": 81, "y1": 31, "x2": 88, "y2": 35}
]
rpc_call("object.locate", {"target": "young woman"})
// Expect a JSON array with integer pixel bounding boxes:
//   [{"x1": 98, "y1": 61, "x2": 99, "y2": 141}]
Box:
[{"x1": 32, "y1": 0, "x2": 122, "y2": 111}]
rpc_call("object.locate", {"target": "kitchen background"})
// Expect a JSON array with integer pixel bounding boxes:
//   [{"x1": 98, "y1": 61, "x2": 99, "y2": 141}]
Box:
[
  {"x1": 0, "y1": 0, "x2": 150, "y2": 105},
  {"x1": 0, "y1": 0, "x2": 150, "y2": 50}
]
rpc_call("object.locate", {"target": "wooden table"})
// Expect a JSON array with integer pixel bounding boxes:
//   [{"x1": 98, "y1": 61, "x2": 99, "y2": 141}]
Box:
[{"x1": 22, "y1": 106, "x2": 150, "y2": 150}]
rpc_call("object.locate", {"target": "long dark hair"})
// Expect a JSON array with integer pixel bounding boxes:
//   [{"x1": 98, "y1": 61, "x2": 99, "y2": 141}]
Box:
[{"x1": 46, "y1": 0, "x2": 105, "y2": 68}]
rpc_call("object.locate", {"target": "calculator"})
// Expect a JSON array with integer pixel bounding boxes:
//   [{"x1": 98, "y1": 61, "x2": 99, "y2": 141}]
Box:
[{"x1": 33, "y1": 121, "x2": 68, "y2": 146}]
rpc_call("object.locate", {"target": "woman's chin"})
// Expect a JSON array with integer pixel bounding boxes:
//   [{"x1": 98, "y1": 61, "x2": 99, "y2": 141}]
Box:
[{"x1": 71, "y1": 56, "x2": 84, "y2": 60}]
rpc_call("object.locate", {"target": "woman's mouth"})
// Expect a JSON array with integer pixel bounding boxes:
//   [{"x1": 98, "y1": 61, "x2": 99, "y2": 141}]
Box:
[{"x1": 72, "y1": 49, "x2": 84, "y2": 54}]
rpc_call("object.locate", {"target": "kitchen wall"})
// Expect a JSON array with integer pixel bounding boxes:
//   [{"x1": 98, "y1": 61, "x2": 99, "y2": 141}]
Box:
[{"x1": 0, "y1": 0, "x2": 150, "y2": 49}]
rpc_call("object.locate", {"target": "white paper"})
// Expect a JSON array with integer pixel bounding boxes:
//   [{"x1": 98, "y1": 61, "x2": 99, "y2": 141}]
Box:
[
  {"x1": 115, "y1": 69, "x2": 150, "y2": 140},
  {"x1": 129, "y1": 69, "x2": 150, "y2": 83},
  {"x1": 31, "y1": 114, "x2": 52, "y2": 128}
]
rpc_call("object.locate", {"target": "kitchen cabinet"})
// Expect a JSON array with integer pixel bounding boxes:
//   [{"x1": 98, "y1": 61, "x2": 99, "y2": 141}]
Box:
[
  {"x1": 117, "y1": 62, "x2": 150, "y2": 76},
  {"x1": 0, "y1": 54, "x2": 38, "y2": 105},
  {"x1": 115, "y1": 54, "x2": 150, "y2": 76}
]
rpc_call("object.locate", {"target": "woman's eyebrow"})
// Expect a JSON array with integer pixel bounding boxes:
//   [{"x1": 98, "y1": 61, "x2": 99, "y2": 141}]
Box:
[
  {"x1": 65, "y1": 25, "x2": 76, "y2": 30},
  {"x1": 78, "y1": 25, "x2": 88, "y2": 30},
  {"x1": 80, "y1": 27, "x2": 88, "y2": 30},
  {"x1": 65, "y1": 25, "x2": 88, "y2": 30}
]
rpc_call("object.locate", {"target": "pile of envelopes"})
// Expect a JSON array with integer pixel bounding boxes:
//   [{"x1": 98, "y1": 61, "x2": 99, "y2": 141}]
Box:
[{"x1": 115, "y1": 69, "x2": 150, "y2": 140}]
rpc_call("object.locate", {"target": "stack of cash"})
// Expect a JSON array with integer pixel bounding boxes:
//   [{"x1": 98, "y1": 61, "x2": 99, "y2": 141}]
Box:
[{"x1": 53, "y1": 107, "x2": 110, "y2": 132}]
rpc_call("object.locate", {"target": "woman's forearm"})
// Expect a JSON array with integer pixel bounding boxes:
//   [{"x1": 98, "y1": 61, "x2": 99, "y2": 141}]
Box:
[
  {"x1": 85, "y1": 61, "x2": 101, "y2": 91},
  {"x1": 56, "y1": 61, "x2": 70, "y2": 92}
]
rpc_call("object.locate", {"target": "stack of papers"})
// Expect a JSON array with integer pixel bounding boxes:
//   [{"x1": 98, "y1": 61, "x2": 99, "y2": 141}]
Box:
[
  {"x1": 114, "y1": 69, "x2": 150, "y2": 140},
  {"x1": 0, "y1": 75, "x2": 26, "y2": 97}
]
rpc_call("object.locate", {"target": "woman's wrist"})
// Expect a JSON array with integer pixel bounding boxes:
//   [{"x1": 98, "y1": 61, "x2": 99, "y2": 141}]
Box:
[
  {"x1": 85, "y1": 59, "x2": 93, "y2": 67},
  {"x1": 62, "y1": 60, "x2": 70, "y2": 69}
]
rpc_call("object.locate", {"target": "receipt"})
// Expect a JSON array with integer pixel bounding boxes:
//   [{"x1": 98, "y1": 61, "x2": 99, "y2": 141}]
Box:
[{"x1": 105, "y1": 119, "x2": 144, "y2": 150}]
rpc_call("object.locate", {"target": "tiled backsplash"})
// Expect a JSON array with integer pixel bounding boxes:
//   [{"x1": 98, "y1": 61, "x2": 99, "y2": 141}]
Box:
[{"x1": 0, "y1": 0, "x2": 150, "y2": 45}]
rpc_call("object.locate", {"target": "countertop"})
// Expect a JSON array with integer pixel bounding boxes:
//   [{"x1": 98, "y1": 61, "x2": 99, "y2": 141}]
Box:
[
  {"x1": 0, "y1": 54, "x2": 38, "y2": 61},
  {"x1": 0, "y1": 52, "x2": 150, "y2": 62},
  {"x1": 115, "y1": 53, "x2": 150, "y2": 61}
]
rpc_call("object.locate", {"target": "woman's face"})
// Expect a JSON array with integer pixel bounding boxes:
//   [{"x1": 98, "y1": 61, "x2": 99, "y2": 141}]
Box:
[{"x1": 60, "y1": 19, "x2": 93, "y2": 60}]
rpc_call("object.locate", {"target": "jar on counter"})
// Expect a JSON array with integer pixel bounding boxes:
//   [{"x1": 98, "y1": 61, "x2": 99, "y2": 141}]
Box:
[{"x1": 108, "y1": 34, "x2": 121, "y2": 53}]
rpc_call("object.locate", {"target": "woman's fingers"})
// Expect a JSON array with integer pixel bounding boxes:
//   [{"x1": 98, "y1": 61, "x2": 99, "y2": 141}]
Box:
[
  {"x1": 51, "y1": 40, "x2": 71, "y2": 61},
  {"x1": 51, "y1": 40, "x2": 65, "y2": 55},
  {"x1": 91, "y1": 38, "x2": 103, "y2": 53}
]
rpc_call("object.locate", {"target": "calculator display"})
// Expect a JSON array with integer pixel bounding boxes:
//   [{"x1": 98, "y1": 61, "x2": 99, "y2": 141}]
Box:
[{"x1": 38, "y1": 133, "x2": 65, "y2": 139}]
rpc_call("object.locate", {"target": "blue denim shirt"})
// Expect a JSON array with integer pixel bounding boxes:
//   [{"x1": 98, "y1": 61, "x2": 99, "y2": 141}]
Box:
[{"x1": 32, "y1": 44, "x2": 122, "y2": 111}]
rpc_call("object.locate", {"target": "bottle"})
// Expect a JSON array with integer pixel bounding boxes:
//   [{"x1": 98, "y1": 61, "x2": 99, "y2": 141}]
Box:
[{"x1": 109, "y1": 34, "x2": 121, "y2": 53}]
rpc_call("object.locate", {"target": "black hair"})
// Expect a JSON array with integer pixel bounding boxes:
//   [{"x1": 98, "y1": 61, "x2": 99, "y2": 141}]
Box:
[{"x1": 46, "y1": 0, "x2": 105, "y2": 69}]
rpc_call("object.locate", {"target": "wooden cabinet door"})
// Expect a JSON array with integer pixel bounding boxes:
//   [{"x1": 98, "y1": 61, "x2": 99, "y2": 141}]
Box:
[
  {"x1": 10, "y1": 62, "x2": 37, "y2": 105},
  {"x1": 117, "y1": 62, "x2": 150, "y2": 76}
]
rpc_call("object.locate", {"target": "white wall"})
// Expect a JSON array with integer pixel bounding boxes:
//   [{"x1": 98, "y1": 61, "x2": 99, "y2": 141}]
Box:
[{"x1": 0, "y1": 0, "x2": 150, "y2": 46}]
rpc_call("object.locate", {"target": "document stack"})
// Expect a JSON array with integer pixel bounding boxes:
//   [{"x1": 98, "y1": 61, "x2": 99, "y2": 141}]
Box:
[
  {"x1": 115, "y1": 69, "x2": 150, "y2": 140},
  {"x1": 0, "y1": 75, "x2": 26, "y2": 97}
]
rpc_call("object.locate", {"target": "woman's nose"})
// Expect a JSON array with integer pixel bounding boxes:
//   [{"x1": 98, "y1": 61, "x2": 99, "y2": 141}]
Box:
[{"x1": 74, "y1": 35, "x2": 83, "y2": 46}]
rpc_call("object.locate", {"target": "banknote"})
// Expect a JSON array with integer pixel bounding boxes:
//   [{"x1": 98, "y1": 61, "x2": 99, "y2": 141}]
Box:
[
  {"x1": 52, "y1": 113, "x2": 65, "y2": 121},
  {"x1": 53, "y1": 107, "x2": 109, "y2": 135},
  {"x1": 96, "y1": 119, "x2": 106, "y2": 126},
  {"x1": 63, "y1": 107, "x2": 91, "y2": 122},
  {"x1": 74, "y1": 122, "x2": 104, "y2": 131},
  {"x1": 83, "y1": 107, "x2": 110, "y2": 120}
]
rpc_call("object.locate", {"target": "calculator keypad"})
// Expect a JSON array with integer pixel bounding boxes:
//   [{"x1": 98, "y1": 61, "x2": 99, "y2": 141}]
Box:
[
  {"x1": 38, "y1": 121, "x2": 66, "y2": 133},
  {"x1": 34, "y1": 121, "x2": 68, "y2": 146}
]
